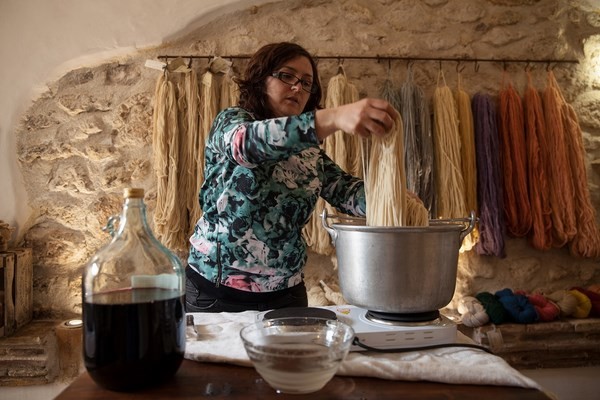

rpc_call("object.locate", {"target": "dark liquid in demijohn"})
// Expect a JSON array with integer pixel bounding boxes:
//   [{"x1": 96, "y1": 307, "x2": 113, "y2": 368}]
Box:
[{"x1": 83, "y1": 288, "x2": 185, "y2": 391}]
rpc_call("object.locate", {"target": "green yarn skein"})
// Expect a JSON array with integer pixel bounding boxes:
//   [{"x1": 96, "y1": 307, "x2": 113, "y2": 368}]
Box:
[{"x1": 476, "y1": 291, "x2": 507, "y2": 324}]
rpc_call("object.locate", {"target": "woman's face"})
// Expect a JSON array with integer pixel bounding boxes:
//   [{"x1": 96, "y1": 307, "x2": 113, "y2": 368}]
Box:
[{"x1": 265, "y1": 56, "x2": 314, "y2": 118}]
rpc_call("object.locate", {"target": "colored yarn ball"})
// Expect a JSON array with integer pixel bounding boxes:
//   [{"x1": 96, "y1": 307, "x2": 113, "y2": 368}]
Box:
[
  {"x1": 495, "y1": 288, "x2": 538, "y2": 324},
  {"x1": 569, "y1": 289, "x2": 592, "y2": 318},
  {"x1": 573, "y1": 287, "x2": 600, "y2": 317},
  {"x1": 526, "y1": 293, "x2": 560, "y2": 322},
  {"x1": 458, "y1": 296, "x2": 490, "y2": 327},
  {"x1": 587, "y1": 284, "x2": 600, "y2": 295},
  {"x1": 547, "y1": 290, "x2": 578, "y2": 317},
  {"x1": 476, "y1": 292, "x2": 507, "y2": 324}
]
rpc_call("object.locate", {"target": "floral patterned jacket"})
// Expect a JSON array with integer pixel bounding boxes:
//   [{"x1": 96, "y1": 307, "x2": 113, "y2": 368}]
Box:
[{"x1": 187, "y1": 107, "x2": 365, "y2": 292}]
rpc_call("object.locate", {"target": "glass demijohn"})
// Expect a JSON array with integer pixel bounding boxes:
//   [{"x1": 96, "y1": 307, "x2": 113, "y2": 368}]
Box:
[{"x1": 82, "y1": 188, "x2": 185, "y2": 391}]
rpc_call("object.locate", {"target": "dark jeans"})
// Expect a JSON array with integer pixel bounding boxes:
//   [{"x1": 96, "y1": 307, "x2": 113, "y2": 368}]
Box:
[{"x1": 185, "y1": 266, "x2": 308, "y2": 313}]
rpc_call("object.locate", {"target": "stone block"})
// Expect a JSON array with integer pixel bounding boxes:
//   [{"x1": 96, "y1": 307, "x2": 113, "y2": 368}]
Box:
[{"x1": 0, "y1": 320, "x2": 59, "y2": 386}]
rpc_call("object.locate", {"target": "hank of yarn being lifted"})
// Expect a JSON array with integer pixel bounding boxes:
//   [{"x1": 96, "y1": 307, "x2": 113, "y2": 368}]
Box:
[
  {"x1": 495, "y1": 288, "x2": 538, "y2": 324},
  {"x1": 457, "y1": 296, "x2": 489, "y2": 327}
]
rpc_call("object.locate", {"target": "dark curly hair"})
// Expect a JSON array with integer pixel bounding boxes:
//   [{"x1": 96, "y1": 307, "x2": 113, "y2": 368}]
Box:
[{"x1": 236, "y1": 42, "x2": 322, "y2": 119}]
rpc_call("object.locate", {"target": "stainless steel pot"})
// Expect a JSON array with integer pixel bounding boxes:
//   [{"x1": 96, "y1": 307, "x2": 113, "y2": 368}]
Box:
[{"x1": 321, "y1": 211, "x2": 476, "y2": 314}]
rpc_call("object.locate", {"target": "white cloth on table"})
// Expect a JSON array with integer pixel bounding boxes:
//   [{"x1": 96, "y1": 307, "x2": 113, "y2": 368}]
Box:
[{"x1": 184, "y1": 311, "x2": 541, "y2": 390}]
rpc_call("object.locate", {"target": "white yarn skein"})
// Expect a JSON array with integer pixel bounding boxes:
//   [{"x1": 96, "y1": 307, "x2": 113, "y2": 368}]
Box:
[
  {"x1": 319, "y1": 280, "x2": 347, "y2": 305},
  {"x1": 458, "y1": 296, "x2": 490, "y2": 327}
]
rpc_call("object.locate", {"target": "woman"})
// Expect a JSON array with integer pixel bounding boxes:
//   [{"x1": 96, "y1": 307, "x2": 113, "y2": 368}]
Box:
[{"x1": 186, "y1": 42, "x2": 396, "y2": 312}]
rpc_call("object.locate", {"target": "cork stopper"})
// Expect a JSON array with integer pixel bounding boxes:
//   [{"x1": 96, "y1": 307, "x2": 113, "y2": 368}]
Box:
[{"x1": 123, "y1": 188, "x2": 144, "y2": 199}]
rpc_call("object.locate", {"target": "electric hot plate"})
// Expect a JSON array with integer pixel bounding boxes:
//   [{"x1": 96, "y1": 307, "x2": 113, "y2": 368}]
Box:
[{"x1": 258, "y1": 305, "x2": 457, "y2": 352}]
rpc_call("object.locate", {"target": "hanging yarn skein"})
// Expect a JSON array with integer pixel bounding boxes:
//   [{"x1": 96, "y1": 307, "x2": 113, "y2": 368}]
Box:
[
  {"x1": 542, "y1": 72, "x2": 577, "y2": 247},
  {"x1": 152, "y1": 66, "x2": 186, "y2": 250},
  {"x1": 498, "y1": 76, "x2": 532, "y2": 238},
  {"x1": 432, "y1": 69, "x2": 467, "y2": 220},
  {"x1": 183, "y1": 68, "x2": 201, "y2": 239},
  {"x1": 524, "y1": 72, "x2": 553, "y2": 251},
  {"x1": 345, "y1": 83, "x2": 363, "y2": 178},
  {"x1": 400, "y1": 71, "x2": 422, "y2": 202},
  {"x1": 472, "y1": 93, "x2": 506, "y2": 257},
  {"x1": 324, "y1": 68, "x2": 350, "y2": 172},
  {"x1": 219, "y1": 64, "x2": 239, "y2": 110},
  {"x1": 546, "y1": 71, "x2": 600, "y2": 258},
  {"x1": 174, "y1": 75, "x2": 192, "y2": 245},
  {"x1": 455, "y1": 73, "x2": 478, "y2": 252},
  {"x1": 400, "y1": 65, "x2": 436, "y2": 216}
]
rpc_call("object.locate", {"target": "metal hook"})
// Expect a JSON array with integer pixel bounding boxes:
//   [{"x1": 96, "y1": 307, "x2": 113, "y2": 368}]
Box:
[
  {"x1": 187, "y1": 57, "x2": 193, "y2": 68},
  {"x1": 474, "y1": 61, "x2": 480, "y2": 73},
  {"x1": 456, "y1": 61, "x2": 466, "y2": 73}
]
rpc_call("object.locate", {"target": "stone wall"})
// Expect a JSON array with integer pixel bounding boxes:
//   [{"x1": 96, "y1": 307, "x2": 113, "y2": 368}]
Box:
[{"x1": 15, "y1": 0, "x2": 600, "y2": 318}]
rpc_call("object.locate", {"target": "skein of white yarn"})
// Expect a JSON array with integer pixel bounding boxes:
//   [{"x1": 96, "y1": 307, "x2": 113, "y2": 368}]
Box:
[
  {"x1": 458, "y1": 296, "x2": 490, "y2": 327},
  {"x1": 319, "y1": 280, "x2": 347, "y2": 305}
]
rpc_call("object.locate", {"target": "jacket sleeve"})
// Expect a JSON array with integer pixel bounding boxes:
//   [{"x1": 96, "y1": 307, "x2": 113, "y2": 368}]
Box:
[
  {"x1": 209, "y1": 107, "x2": 320, "y2": 167},
  {"x1": 320, "y1": 150, "x2": 366, "y2": 217}
]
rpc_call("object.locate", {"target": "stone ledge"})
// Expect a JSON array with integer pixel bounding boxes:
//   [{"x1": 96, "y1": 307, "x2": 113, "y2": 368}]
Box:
[
  {"x1": 0, "y1": 320, "x2": 59, "y2": 386},
  {"x1": 458, "y1": 318, "x2": 600, "y2": 369}
]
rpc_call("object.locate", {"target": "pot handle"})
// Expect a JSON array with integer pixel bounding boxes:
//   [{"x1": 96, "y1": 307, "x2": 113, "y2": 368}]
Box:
[
  {"x1": 320, "y1": 211, "x2": 338, "y2": 246},
  {"x1": 458, "y1": 210, "x2": 477, "y2": 242}
]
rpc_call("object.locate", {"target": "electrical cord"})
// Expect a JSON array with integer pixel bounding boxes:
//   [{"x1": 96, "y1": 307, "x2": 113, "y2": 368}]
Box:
[{"x1": 352, "y1": 337, "x2": 493, "y2": 354}]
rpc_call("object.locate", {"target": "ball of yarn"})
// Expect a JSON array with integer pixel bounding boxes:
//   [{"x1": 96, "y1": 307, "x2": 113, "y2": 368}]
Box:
[
  {"x1": 475, "y1": 292, "x2": 507, "y2": 324},
  {"x1": 587, "y1": 284, "x2": 600, "y2": 295},
  {"x1": 569, "y1": 289, "x2": 592, "y2": 318},
  {"x1": 526, "y1": 293, "x2": 560, "y2": 322},
  {"x1": 573, "y1": 287, "x2": 600, "y2": 317},
  {"x1": 547, "y1": 290, "x2": 578, "y2": 317},
  {"x1": 458, "y1": 296, "x2": 490, "y2": 327},
  {"x1": 495, "y1": 288, "x2": 538, "y2": 324}
]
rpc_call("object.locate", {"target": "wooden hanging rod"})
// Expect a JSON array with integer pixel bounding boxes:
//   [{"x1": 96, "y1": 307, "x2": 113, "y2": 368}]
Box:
[{"x1": 157, "y1": 54, "x2": 579, "y2": 65}]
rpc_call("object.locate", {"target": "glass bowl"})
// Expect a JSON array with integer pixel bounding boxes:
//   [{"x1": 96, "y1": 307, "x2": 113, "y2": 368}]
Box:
[{"x1": 239, "y1": 317, "x2": 355, "y2": 394}]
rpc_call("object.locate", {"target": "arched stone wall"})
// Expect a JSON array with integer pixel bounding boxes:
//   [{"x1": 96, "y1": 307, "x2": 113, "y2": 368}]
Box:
[{"x1": 16, "y1": 0, "x2": 600, "y2": 317}]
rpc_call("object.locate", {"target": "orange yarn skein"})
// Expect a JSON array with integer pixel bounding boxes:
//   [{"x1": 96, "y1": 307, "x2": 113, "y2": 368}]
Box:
[
  {"x1": 498, "y1": 76, "x2": 532, "y2": 237},
  {"x1": 542, "y1": 72, "x2": 577, "y2": 247},
  {"x1": 523, "y1": 73, "x2": 553, "y2": 251}
]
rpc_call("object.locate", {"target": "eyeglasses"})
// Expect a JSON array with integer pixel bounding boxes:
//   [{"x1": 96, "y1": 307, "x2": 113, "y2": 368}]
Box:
[{"x1": 271, "y1": 71, "x2": 317, "y2": 94}]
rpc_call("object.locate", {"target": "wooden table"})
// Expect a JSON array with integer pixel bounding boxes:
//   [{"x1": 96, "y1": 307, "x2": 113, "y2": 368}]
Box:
[{"x1": 55, "y1": 359, "x2": 551, "y2": 399}]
